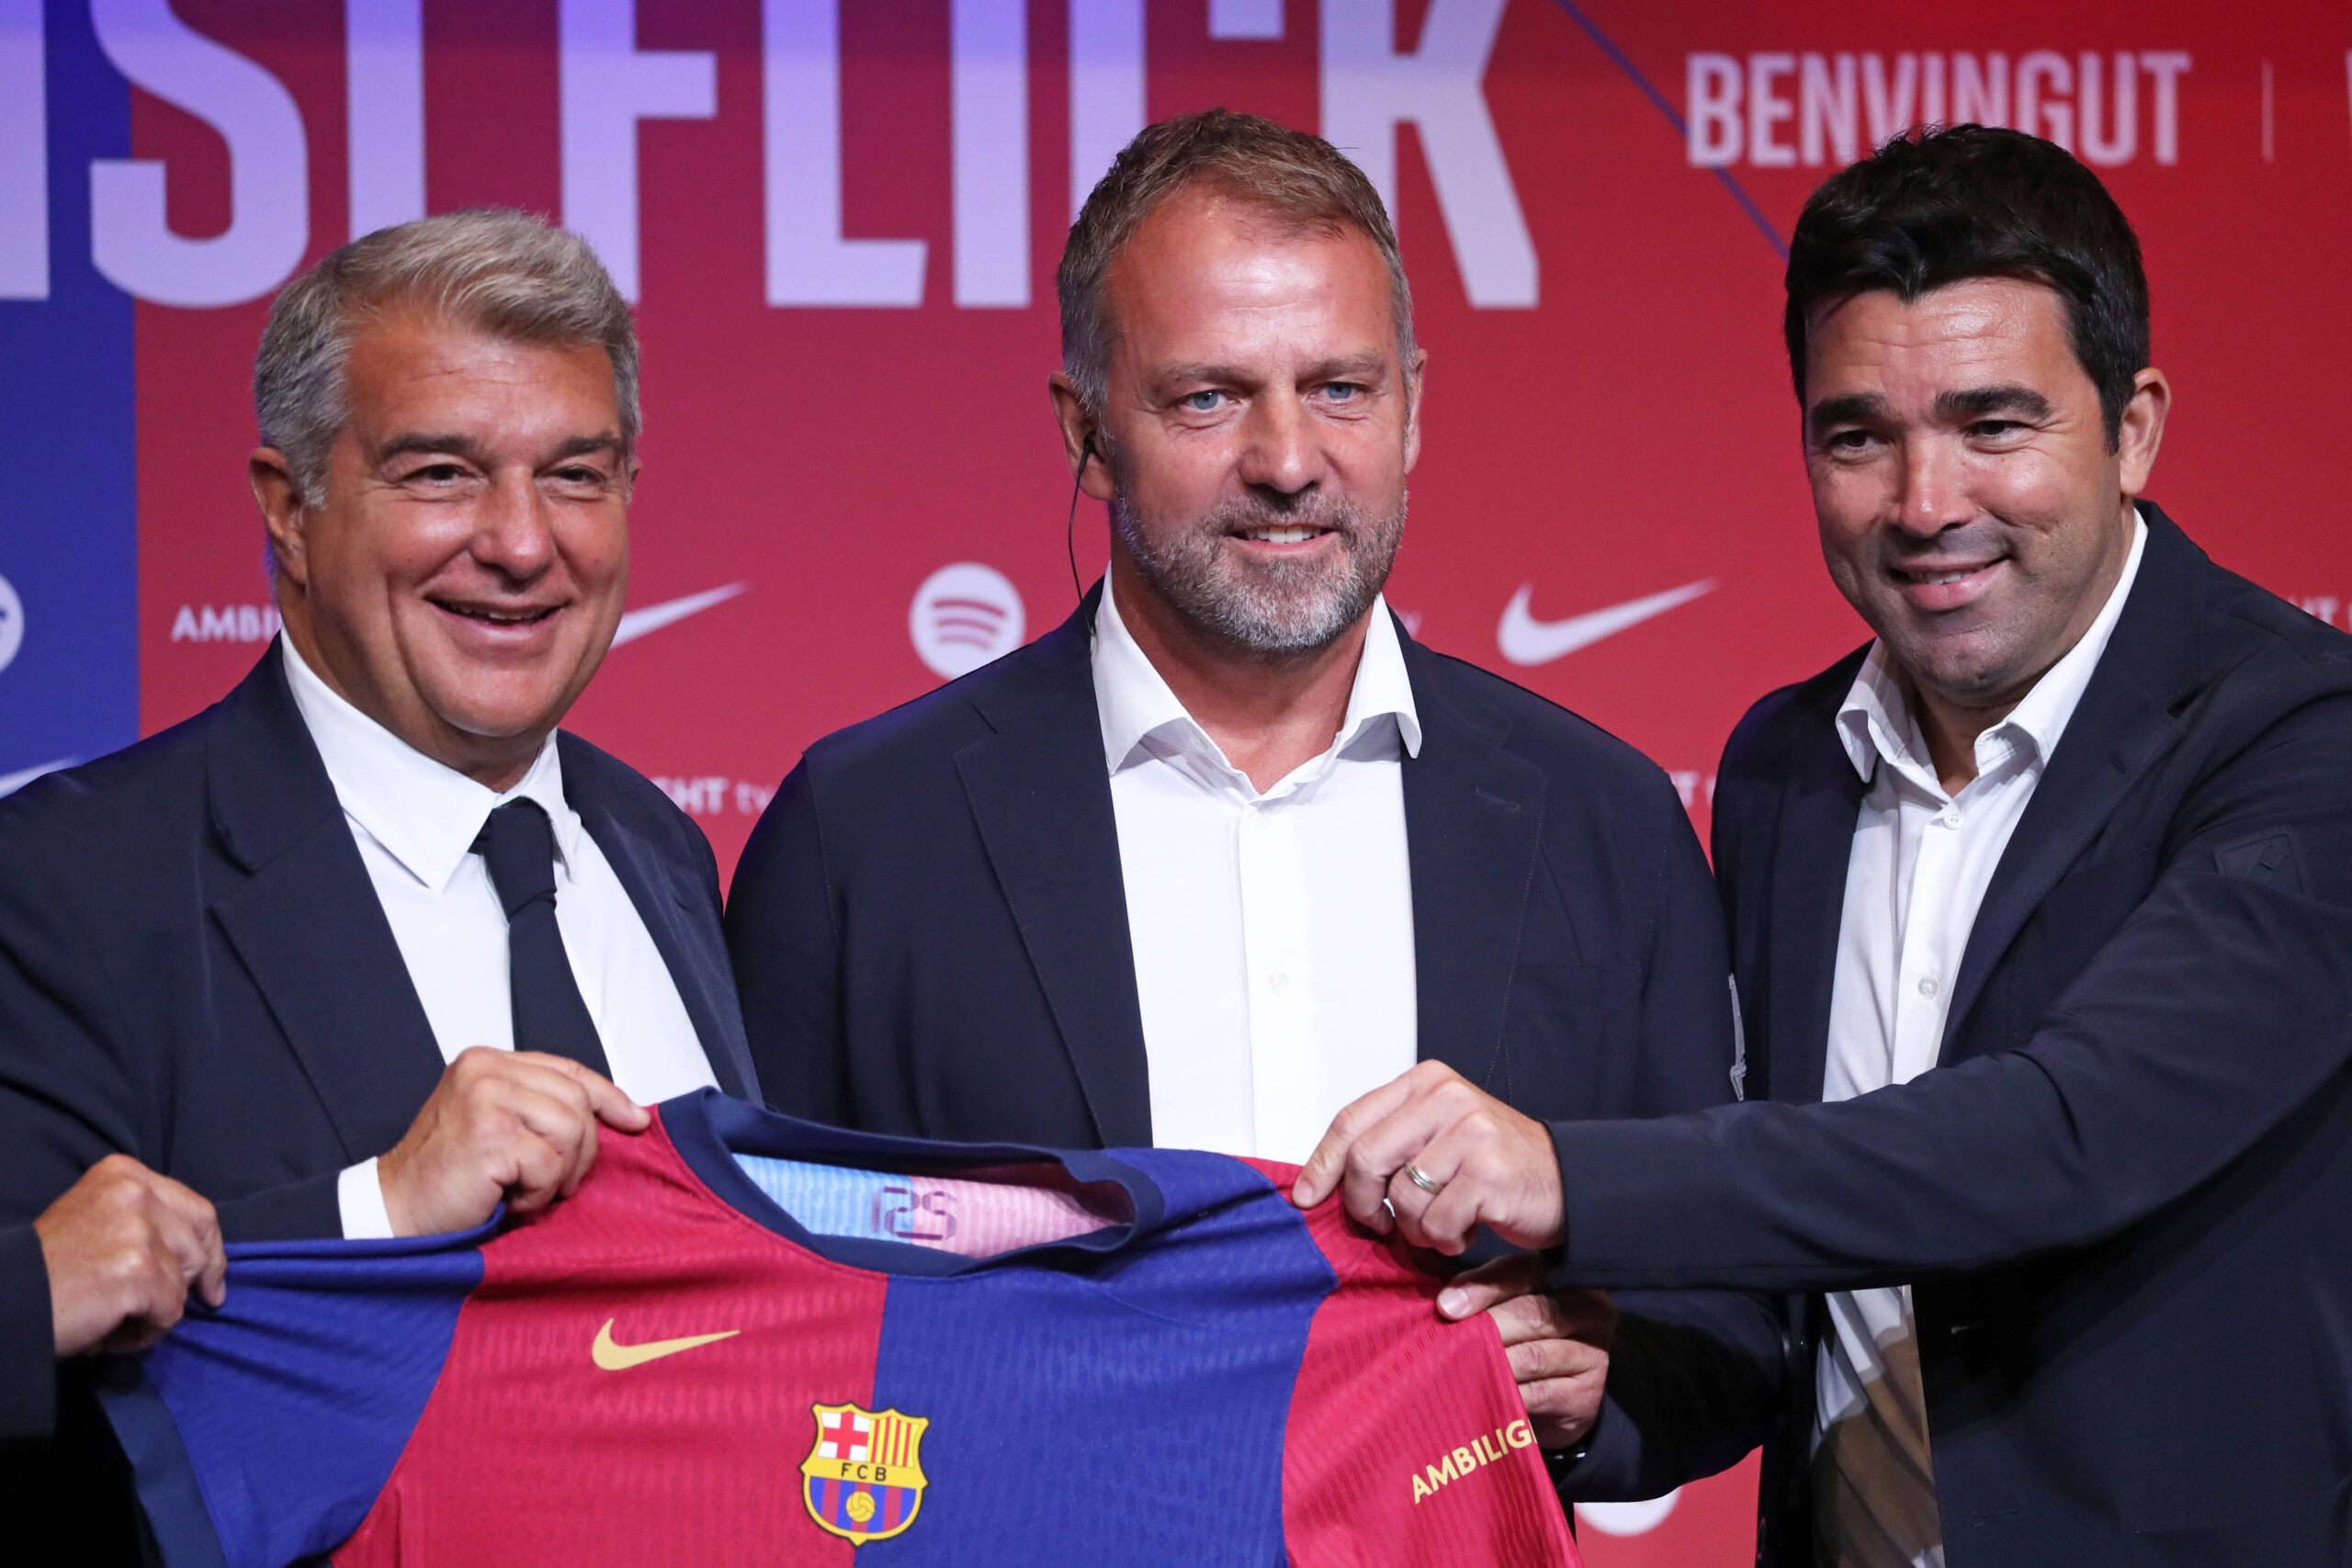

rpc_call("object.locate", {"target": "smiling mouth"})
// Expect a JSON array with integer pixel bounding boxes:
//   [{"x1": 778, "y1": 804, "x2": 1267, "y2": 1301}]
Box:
[
  {"x1": 1893, "y1": 560, "x2": 2000, "y2": 586},
  {"x1": 1235, "y1": 525, "x2": 1331, "y2": 545},
  {"x1": 433, "y1": 600, "x2": 563, "y2": 627}
]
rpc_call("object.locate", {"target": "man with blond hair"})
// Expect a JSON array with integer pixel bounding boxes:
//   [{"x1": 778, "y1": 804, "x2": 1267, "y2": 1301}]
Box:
[
  {"x1": 0, "y1": 210, "x2": 757, "y2": 1557},
  {"x1": 728, "y1": 109, "x2": 1780, "y2": 1505}
]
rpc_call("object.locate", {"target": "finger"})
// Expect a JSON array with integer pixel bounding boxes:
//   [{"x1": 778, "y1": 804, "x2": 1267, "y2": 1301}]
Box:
[
  {"x1": 1506, "y1": 1337, "x2": 1609, "y2": 1385},
  {"x1": 1435, "y1": 1254, "x2": 1543, "y2": 1321},
  {"x1": 1384, "y1": 1127, "x2": 1476, "y2": 1253},
  {"x1": 557, "y1": 1113, "x2": 603, "y2": 1201},
  {"x1": 1293, "y1": 1073, "x2": 1422, "y2": 1208},
  {"x1": 522, "y1": 1054, "x2": 650, "y2": 1132},
  {"x1": 499, "y1": 1128, "x2": 575, "y2": 1215},
  {"x1": 489, "y1": 1085, "x2": 605, "y2": 1207},
  {"x1": 1339, "y1": 1099, "x2": 1458, "y2": 1233},
  {"x1": 1485, "y1": 1292, "x2": 1566, "y2": 1348}
]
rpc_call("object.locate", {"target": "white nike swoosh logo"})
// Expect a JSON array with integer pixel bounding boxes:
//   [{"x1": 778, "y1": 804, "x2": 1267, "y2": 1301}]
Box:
[
  {"x1": 1496, "y1": 580, "x2": 1716, "y2": 667},
  {"x1": 0, "y1": 757, "x2": 74, "y2": 798},
  {"x1": 610, "y1": 582, "x2": 749, "y2": 649}
]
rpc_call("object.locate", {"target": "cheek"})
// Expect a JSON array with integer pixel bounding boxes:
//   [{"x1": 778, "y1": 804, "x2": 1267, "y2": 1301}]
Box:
[
  {"x1": 315, "y1": 513, "x2": 455, "y2": 608},
  {"x1": 559, "y1": 510, "x2": 631, "y2": 586}
]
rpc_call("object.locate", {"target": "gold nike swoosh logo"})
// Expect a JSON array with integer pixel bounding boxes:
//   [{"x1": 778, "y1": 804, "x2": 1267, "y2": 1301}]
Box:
[{"x1": 591, "y1": 1318, "x2": 741, "y2": 1371}]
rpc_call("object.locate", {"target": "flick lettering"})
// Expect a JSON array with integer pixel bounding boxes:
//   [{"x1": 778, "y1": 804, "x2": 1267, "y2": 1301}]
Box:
[
  {"x1": 1686, "y1": 51, "x2": 2192, "y2": 169},
  {"x1": 1, "y1": 1, "x2": 1536, "y2": 310},
  {"x1": 1410, "y1": 1418, "x2": 1536, "y2": 1505}
]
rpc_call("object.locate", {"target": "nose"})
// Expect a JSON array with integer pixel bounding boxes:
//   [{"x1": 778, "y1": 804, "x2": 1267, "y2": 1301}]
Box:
[
  {"x1": 1891, "y1": 434, "x2": 1973, "y2": 537},
  {"x1": 1236, "y1": 388, "x2": 1325, "y2": 501},
  {"x1": 470, "y1": 468, "x2": 557, "y2": 581}
]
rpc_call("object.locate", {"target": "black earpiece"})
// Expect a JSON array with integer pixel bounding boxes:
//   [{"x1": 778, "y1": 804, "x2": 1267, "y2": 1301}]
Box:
[{"x1": 1067, "y1": 433, "x2": 1100, "y2": 608}]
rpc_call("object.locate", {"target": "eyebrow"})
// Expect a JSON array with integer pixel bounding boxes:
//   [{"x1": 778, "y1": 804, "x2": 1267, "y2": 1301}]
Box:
[
  {"x1": 1934, "y1": 384, "x2": 2054, "y2": 423},
  {"x1": 1805, "y1": 392, "x2": 1889, "y2": 438},
  {"x1": 1154, "y1": 353, "x2": 1391, "y2": 389},
  {"x1": 371, "y1": 432, "x2": 627, "y2": 469},
  {"x1": 1806, "y1": 383, "x2": 2057, "y2": 439}
]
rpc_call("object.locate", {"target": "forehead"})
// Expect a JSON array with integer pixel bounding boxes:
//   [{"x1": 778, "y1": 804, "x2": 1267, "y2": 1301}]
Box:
[
  {"x1": 1804, "y1": 277, "x2": 2086, "y2": 403},
  {"x1": 1102, "y1": 187, "x2": 1394, "y2": 369},
  {"x1": 338, "y1": 310, "x2": 619, "y2": 430}
]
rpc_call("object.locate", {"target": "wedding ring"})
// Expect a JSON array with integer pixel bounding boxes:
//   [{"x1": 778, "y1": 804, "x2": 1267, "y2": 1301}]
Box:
[{"x1": 1405, "y1": 1161, "x2": 1445, "y2": 1196}]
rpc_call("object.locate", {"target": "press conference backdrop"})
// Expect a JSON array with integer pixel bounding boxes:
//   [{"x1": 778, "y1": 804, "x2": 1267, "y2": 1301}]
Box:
[{"x1": 5, "y1": 0, "x2": 2349, "y2": 1556}]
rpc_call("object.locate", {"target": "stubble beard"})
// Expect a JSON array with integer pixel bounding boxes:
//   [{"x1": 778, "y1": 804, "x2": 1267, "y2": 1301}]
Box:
[{"x1": 1110, "y1": 489, "x2": 1408, "y2": 660}]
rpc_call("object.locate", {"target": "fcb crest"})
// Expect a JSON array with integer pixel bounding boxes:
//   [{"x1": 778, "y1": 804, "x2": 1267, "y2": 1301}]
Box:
[{"x1": 800, "y1": 1402, "x2": 931, "y2": 1544}]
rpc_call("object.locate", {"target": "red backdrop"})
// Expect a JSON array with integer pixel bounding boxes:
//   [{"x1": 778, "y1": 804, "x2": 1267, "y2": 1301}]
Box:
[{"x1": 78, "y1": 3, "x2": 2352, "y2": 1558}]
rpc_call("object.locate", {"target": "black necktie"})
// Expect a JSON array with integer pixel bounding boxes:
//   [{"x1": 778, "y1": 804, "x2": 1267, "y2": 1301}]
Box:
[{"x1": 473, "y1": 798, "x2": 612, "y2": 1078}]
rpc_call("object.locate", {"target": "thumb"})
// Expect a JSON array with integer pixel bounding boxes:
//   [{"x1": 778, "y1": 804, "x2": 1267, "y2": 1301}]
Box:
[
  {"x1": 1435, "y1": 1254, "x2": 1543, "y2": 1321},
  {"x1": 550, "y1": 1059, "x2": 651, "y2": 1131}
]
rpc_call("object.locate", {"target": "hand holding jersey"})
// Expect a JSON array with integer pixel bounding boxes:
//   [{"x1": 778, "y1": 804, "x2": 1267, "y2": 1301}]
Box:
[
  {"x1": 1293, "y1": 1059, "x2": 1567, "y2": 1256},
  {"x1": 38, "y1": 1156, "x2": 227, "y2": 1359},
  {"x1": 376, "y1": 1048, "x2": 650, "y2": 1236}
]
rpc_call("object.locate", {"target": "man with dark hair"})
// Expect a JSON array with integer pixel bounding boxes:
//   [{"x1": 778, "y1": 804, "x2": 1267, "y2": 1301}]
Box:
[
  {"x1": 728, "y1": 108, "x2": 1781, "y2": 1504},
  {"x1": 1299, "y1": 123, "x2": 2352, "y2": 1565}
]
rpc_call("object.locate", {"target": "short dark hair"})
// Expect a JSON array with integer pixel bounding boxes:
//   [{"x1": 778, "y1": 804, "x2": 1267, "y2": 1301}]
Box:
[
  {"x1": 1783, "y1": 125, "x2": 2149, "y2": 446},
  {"x1": 1057, "y1": 108, "x2": 1413, "y2": 415}
]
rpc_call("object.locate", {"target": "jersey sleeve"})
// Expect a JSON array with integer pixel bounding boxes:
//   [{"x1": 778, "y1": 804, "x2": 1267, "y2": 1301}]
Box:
[
  {"x1": 98, "y1": 1227, "x2": 487, "y2": 1568},
  {"x1": 1259, "y1": 1165, "x2": 1581, "y2": 1568}
]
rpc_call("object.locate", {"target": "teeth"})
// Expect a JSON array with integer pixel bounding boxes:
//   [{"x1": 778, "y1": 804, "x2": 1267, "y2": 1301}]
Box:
[{"x1": 1244, "y1": 526, "x2": 1317, "y2": 545}]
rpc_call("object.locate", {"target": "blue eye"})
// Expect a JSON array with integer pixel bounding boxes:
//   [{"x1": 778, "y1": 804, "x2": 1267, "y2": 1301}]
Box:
[{"x1": 1184, "y1": 390, "x2": 1223, "y2": 412}]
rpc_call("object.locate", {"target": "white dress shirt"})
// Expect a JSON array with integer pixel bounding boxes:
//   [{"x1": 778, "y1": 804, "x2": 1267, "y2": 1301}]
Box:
[
  {"x1": 1092, "y1": 574, "x2": 1421, "y2": 1164},
  {"x1": 279, "y1": 638, "x2": 717, "y2": 1240},
  {"x1": 1815, "y1": 513, "x2": 2148, "y2": 1568}
]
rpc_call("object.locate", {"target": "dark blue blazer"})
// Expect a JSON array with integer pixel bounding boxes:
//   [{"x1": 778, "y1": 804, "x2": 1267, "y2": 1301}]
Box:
[
  {"x1": 726, "y1": 590, "x2": 1782, "y2": 1499},
  {"x1": 0, "y1": 644, "x2": 756, "y2": 1459},
  {"x1": 1553, "y1": 507, "x2": 2352, "y2": 1565}
]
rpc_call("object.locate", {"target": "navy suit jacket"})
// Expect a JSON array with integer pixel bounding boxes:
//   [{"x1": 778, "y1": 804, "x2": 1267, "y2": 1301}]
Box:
[
  {"x1": 727, "y1": 591, "x2": 1782, "y2": 1499},
  {"x1": 1552, "y1": 508, "x2": 2352, "y2": 1565},
  {"x1": 0, "y1": 644, "x2": 756, "y2": 1508}
]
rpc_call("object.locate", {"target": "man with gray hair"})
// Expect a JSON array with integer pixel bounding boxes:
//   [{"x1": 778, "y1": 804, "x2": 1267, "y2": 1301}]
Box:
[
  {"x1": 728, "y1": 109, "x2": 1781, "y2": 1506},
  {"x1": 0, "y1": 209, "x2": 757, "y2": 1556}
]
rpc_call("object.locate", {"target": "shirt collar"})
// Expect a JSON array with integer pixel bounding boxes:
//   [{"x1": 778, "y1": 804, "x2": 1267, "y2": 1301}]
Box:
[
  {"x1": 279, "y1": 635, "x2": 578, "y2": 892},
  {"x1": 1090, "y1": 570, "x2": 1423, "y2": 780},
  {"x1": 1836, "y1": 509, "x2": 2150, "y2": 792}
]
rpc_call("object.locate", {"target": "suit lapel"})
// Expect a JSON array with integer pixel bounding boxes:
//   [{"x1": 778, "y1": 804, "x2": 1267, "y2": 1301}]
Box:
[
  {"x1": 1941, "y1": 511, "x2": 2203, "y2": 1055},
  {"x1": 206, "y1": 645, "x2": 447, "y2": 1162},
  {"x1": 956, "y1": 599, "x2": 1153, "y2": 1147},
  {"x1": 1762, "y1": 720, "x2": 1867, "y2": 1108},
  {"x1": 564, "y1": 739, "x2": 761, "y2": 1104},
  {"x1": 1396, "y1": 637, "x2": 1547, "y2": 1093}
]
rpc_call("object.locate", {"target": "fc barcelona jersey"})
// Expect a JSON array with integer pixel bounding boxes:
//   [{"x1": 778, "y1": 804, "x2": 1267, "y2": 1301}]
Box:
[{"x1": 101, "y1": 1089, "x2": 1581, "y2": 1568}]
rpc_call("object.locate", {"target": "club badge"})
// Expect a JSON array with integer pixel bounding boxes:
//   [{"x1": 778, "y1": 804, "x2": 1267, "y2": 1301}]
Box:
[{"x1": 801, "y1": 1401, "x2": 931, "y2": 1543}]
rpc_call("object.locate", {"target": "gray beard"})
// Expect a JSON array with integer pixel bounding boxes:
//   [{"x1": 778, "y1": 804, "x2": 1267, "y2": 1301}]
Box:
[{"x1": 1109, "y1": 489, "x2": 1407, "y2": 658}]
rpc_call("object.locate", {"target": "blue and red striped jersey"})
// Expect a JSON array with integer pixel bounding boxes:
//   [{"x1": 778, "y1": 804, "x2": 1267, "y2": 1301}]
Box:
[{"x1": 102, "y1": 1089, "x2": 1580, "y2": 1567}]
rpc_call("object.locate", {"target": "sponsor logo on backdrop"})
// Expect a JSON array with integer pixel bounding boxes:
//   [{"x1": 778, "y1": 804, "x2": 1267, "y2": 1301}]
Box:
[
  {"x1": 910, "y1": 563, "x2": 1025, "y2": 680},
  {"x1": 0, "y1": 570, "x2": 21, "y2": 673},
  {"x1": 1496, "y1": 580, "x2": 1716, "y2": 667},
  {"x1": 651, "y1": 776, "x2": 775, "y2": 819},
  {"x1": 2297, "y1": 595, "x2": 2351, "y2": 631},
  {"x1": 610, "y1": 582, "x2": 749, "y2": 649},
  {"x1": 1685, "y1": 51, "x2": 2191, "y2": 169},
  {"x1": 170, "y1": 603, "x2": 281, "y2": 643},
  {"x1": 165, "y1": 585, "x2": 745, "y2": 650},
  {"x1": 1577, "y1": 1490, "x2": 1682, "y2": 1537}
]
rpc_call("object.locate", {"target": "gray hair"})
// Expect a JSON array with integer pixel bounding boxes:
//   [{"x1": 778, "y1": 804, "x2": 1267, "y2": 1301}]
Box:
[
  {"x1": 254, "y1": 209, "x2": 639, "y2": 503},
  {"x1": 1057, "y1": 109, "x2": 1416, "y2": 417}
]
